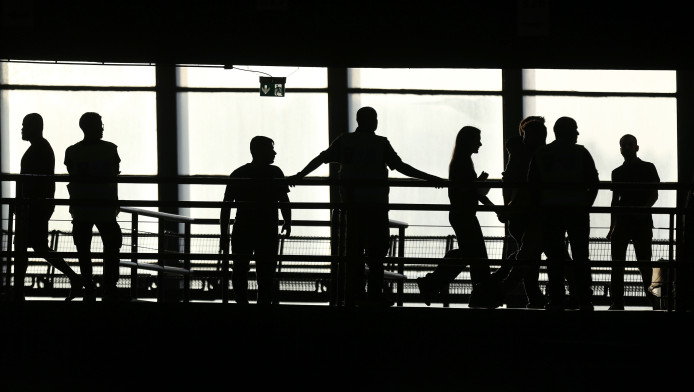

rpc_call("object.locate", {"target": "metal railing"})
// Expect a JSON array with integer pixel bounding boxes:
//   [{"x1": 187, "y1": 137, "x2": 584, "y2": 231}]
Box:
[{"x1": 0, "y1": 174, "x2": 689, "y2": 309}]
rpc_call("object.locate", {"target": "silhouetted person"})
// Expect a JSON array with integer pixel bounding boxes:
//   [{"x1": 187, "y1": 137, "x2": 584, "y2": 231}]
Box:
[
  {"x1": 220, "y1": 136, "x2": 291, "y2": 305},
  {"x1": 494, "y1": 116, "x2": 548, "y2": 308},
  {"x1": 13, "y1": 113, "x2": 84, "y2": 302},
  {"x1": 607, "y1": 134, "x2": 660, "y2": 310},
  {"x1": 528, "y1": 116, "x2": 598, "y2": 311},
  {"x1": 65, "y1": 112, "x2": 122, "y2": 302},
  {"x1": 290, "y1": 107, "x2": 442, "y2": 307},
  {"x1": 417, "y1": 126, "x2": 500, "y2": 308}
]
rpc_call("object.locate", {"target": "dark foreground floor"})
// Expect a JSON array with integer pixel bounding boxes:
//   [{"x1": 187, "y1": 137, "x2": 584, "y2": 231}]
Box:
[{"x1": 1, "y1": 301, "x2": 692, "y2": 392}]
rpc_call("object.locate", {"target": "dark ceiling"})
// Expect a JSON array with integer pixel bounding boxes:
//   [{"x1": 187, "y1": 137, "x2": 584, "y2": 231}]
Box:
[{"x1": 1, "y1": 0, "x2": 692, "y2": 69}]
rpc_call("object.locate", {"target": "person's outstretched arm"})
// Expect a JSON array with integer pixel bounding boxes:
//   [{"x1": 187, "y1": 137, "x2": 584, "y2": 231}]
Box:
[
  {"x1": 392, "y1": 161, "x2": 445, "y2": 186},
  {"x1": 291, "y1": 155, "x2": 325, "y2": 180}
]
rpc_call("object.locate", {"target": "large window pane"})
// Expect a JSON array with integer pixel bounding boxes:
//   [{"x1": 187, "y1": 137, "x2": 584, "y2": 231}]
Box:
[
  {"x1": 1, "y1": 90, "x2": 158, "y2": 234},
  {"x1": 523, "y1": 96, "x2": 677, "y2": 240},
  {"x1": 0, "y1": 61, "x2": 155, "y2": 87},
  {"x1": 177, "y1": 65, "x2": 327, "y2": 88},
  {"x1": 349, "y1": 68, "x2": 502, "y2": 91},
  {"x1": 178, "y1": 92, "x2": 330, "y2": 236},
  {"x1": 523, "y1": 69, "x2": 676, "y2": 93},
  {"x1": 348, "y1": 94, "x2": 504, "y2": 237}
]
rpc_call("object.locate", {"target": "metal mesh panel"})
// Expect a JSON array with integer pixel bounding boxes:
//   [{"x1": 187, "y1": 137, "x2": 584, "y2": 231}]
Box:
[{"x1": 1, "y1": 226, "x2": 676, "y2": 302}]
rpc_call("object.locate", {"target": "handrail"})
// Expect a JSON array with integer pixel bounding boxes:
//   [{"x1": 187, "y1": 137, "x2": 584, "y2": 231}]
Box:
[{"x1": 119, "y1": 207, "x2": 197, "y2": 224}]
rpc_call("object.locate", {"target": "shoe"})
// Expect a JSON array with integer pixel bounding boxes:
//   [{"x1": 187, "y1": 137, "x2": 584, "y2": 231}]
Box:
[
  {"x1": 417, "y1": 275, "x2": 434, "y2": 306},
  {"x1": 83, "y1": 280, "x2": 96, "y2": 302},
  {"x1": 468, "y1": 279, "x2": 503, "y2": 309},
  {"x1": 65, "y1": 276, "x2": 84, "y2": 301}
]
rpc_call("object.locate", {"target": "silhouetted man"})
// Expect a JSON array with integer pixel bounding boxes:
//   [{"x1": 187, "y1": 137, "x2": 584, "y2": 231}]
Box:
[
  {"x1": 290, "y1": 106, "x2": 443, "y2": 307},
  {"x1": 607, "y1": 134, "x2": 660, "y2": 310},
  {"x1": 65, "y1": 112, "x2": 122, "y2": 302},
  {"x1": 528, "y1": 116, "x2": 599, "y2": 311},
  {"x1": 13, "y1": 113, "x2": 83, "y2": 301},
  {"x1": 220, "y1": 136, "x2": 291, "y2": 305},
  {"x1": 495, "y1": 116, "x2": 548, "y2": 308}
]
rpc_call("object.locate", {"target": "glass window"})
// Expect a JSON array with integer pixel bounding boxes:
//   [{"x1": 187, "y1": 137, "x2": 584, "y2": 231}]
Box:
[
  {"x1": 348, "y1": 93, "x2": 505, "y2": 237},
  {"x1": 178, "y1": 91, "x2": 330, "y2": 236},
  {"x1": 1, "y1": 90, "x2": 158, "y2": 234},
  {"x1": 349, "y1": 68, "x2": 502, "y2": 91},
  {"x1": 0, "y1": 61, "x2": 155, "y2": 87},
  {"x1": 177, "y1": 65, "x2": 328, "y2": 89},
  {"x1": 523, "y1": 95, "x2": 677, "y2": 240},
  {"x1": 523, "y1": 69, "x2": 676, "y2": 93}
]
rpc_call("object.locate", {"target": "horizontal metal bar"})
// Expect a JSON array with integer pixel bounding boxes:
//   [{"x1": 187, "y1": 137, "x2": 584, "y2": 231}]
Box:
[{"x1": 119, "y1": 261, "x2": 190, "y2": 275}]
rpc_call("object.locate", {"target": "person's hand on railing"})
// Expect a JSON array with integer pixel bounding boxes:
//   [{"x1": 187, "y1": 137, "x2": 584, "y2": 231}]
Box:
[
  {"x1": 281, "y1": 221, "x2": 292, "y2": 237},
  {"x1": 428, "y1": 175, "x2": 447, "y2": 189},
  {"x1": 286, "y1": 174, "x2": 302, "y2": 188}
]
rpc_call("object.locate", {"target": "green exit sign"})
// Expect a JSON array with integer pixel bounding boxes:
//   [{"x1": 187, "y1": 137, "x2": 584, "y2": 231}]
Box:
[{"x1": 259, "y1": 77, "x2": 286, "y2": 97}]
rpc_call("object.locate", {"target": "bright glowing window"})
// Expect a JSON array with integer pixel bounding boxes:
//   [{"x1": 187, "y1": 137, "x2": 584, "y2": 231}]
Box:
[
  {"x1": 176, "y1": 66, "x2": 330, "y2": 236},
  {"x1": 523, "y1": 69, "x2": 677, "y2": 241},
  {"x1": 348, "y1": 68, "x2": 504, "y2": 237}
]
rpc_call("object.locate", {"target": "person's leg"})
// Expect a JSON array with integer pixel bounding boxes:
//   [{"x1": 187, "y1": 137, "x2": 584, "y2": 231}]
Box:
[
  {"x1": 344, "y1": 208, "x2": 367, "y2": 307},
  {"x1": 12, "y1": 218, "x2": 29, "y2": 302},
  {"x1": 72, "y1": 220, "x2": 96, "y2": 301},
  {"x1": 632, "y1": 225, "x2": 658, "y2": 309},
  {"x1": 567, "y1": 212, "x2": 593, "y2": 309},
  {"x1": 96, "y1": 220, "x2": 123, "y2": 301},
  {"x1": 254, "y1": 234, "x2": 279, "y2": 306},
  {"x1": 231, "y1": 229, "x2": 252, "y2": 305},
  {"x1": 365, "y1": 208, "x2": 390, "y2": 303},
  {"x1": 513, "y1": 220, "x2": 546, "y2": 307},
  {"x1": 428, "y1": 212, "x2": 488, "y2": 292},
  {"x1": 609, "y1": 227, "x2": 630, "y2": 309},
  {"x1": 542, "y1": 213, "x2": 568, "y2": 309}
]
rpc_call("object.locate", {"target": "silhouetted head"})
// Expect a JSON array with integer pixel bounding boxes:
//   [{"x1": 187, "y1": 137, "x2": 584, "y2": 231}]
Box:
[
  {"x1": 619, "y1": 134, "x2": 639, "y2": 161},
  {"x1": 250, "y1": 135, "x2": 276, "y2": 165},
  {"x1": 453, "y1": 126, "x2": 482, "y2": 157},
  {"x1": 21, "y1": 113, "x2": 43, "y2": 142},
  {"x1": 553, "y1": 116, "x2": 579, "y2": 144},
  {"x1": 356, "y1": 107, "x2": 378, "y2": 132},
  {"x1": 519, "y1": 116, "x2": 547, "y2": 148},
  {"x1": 450, "y1": 126, "x2": 482, "y2": 173},
  {"x1": 79, "y1": 112, "x2": 104, "y2": 141}
]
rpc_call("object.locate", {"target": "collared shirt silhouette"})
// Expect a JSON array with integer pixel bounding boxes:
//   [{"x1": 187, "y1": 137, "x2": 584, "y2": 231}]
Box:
[
  {"x1": 64, "y1": 112, "x2": 122, "y2": 302},
  {"x1": 607, "y1": 134, "x2": 660, "y2": 310},
  {"x1": 219, "y1": 136, "x2": 291, "y2": 305},
  {"x1": 13, "y1": 113, "x2": 83, "y2": 302},
  {"x1": 528, "y1": 116, "x2": 599, "y2": 311},
  {"x1": 290, "y1": 106, "x2": 443, "y2": 306}
]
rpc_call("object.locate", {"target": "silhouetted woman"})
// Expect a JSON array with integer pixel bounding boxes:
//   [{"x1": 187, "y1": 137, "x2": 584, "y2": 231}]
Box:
[{"x1": 417, "y1": 126, "x2": 497, "y2": 307}]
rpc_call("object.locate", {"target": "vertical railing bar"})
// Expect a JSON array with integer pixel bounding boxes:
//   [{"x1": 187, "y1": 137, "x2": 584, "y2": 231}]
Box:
[
  {"x1": 668, "y1": 213, "x2": 675, "y2": 312},
  {"x1": 131, "y1": 213, "x2": 139, "y2": 300},
  {"x1": 397, "y1": 227, "x2": 406, "y2": 307},
  {"x1": 183, "y1": 222, "x2": 191, "y2": 302}
]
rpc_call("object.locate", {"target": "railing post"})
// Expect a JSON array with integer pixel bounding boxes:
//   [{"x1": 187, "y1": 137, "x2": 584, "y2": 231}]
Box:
[
  {"x1": 3, "y1": 203, "x2": 15, "y2": 290},
  {"x1": 131, "y1": 213, "x2": 139, "y2": 300},
  {"x1": 667, "y1": 213, "x2": 675, "y2": 311},
  {"x1": 397, "y1": 226, "x2": 405, "y2": 307},
  {"x1": 183, "y1": 222, "x2": 191, "y2": 302}
]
